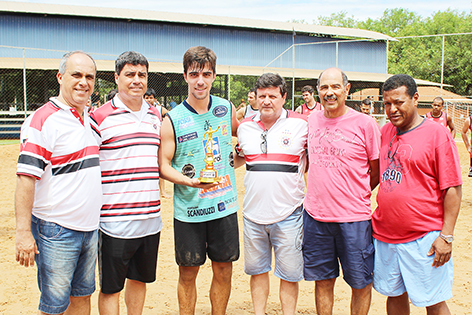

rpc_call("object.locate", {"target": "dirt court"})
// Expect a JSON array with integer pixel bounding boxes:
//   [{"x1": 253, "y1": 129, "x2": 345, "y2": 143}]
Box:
[{"x1": 0, "y1": 140, "x2": 471, "y2": 314}]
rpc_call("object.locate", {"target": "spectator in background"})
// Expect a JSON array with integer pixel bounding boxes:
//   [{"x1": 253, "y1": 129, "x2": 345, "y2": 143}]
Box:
[
  {"x1": 426, "y1": 97, "x2": 455, "y2": 137},
  {"x1": 237, "y1": 88, "x2": 258, "y2": 121},
  {"x1": 360, "y1": 98, "x2": 372, "y2": 115},
  {"x1": 237, "y1": 99, "x2": 246, "y2": 111},
  {"x1": 91, "y1": 90, "x2": 101, "y2": 107},
  {"x1": 144, "y1": 87, "x2": 171, "y2": 198},
  {"x1": 169, "y1": 98, "x2": 177, "y2": 110},
  {"x1": 461, "y1": 113, "x2": 472, "y2": 177},
  {"x1": 295, "y1": 85, "x2": 322, "y2": 116}
]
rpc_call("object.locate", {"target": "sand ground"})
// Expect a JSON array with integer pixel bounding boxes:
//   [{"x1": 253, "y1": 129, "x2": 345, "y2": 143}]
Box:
[{"x1": 0, "y1": 140, "x2": 471, "y2": 314}]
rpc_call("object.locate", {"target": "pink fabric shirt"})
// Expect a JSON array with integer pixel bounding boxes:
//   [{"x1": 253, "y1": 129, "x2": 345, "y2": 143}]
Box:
[
  {"x1": 305, "y1": 108, "x2": 381, "y2": 222},
  {"x1": 372, "y1": 119, "x2": 462, "y2": 244}
]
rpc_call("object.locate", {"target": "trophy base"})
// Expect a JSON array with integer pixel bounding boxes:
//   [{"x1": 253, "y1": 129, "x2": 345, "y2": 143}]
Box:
[{"x1": 199, "y1": 170, "x2": 219, "y2": 183}]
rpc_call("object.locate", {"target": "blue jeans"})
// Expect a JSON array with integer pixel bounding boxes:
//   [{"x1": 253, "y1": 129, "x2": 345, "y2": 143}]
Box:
[{"x1": 31, "y1": 215, "x2": 98, "y2": 314}]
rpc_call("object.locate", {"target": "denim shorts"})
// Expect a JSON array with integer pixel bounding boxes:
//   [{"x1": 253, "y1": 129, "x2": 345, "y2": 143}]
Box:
[
  {"x1": 373, "y1": 231, "x2": 453, "y2": 307},
  {"x1": 303, "y1": 212, "x2": 374, "y2": 289},
  {"x1": 244, "y1": 205, "x2": 304, "y2": 282},
  {"x1": 31, "y1": 215, "x2": 98, "y2": 314}
]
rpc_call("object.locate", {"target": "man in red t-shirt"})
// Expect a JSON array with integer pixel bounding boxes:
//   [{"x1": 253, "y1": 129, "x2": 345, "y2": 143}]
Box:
[{"x1": 373, "y1": 74, "x2": 462, "y2": 315}]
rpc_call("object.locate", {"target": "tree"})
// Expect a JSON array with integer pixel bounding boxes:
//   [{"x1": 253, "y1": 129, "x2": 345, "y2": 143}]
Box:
[{"x1": 310, "y1": 8, "x2": 472, "y2": 96}]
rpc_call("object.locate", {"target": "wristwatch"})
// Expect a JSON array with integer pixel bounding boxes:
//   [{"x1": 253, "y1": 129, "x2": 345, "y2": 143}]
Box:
[{"x1": 439, "y1": 233, "x2": 454, "y2": 244}]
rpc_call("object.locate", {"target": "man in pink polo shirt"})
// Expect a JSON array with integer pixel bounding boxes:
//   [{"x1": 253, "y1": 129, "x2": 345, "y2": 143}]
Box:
[{"x1": 303, "y1": 67, "x2": 380, "y2": 315}]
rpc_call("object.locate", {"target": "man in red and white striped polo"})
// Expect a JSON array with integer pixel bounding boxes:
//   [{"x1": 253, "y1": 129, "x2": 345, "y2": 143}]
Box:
[
  {"x1": 15, "y1": 51, "x2": 102, "y2": 315},
  {"x1": 90, "y1": 51, "x2": 162, "y2": 315}
]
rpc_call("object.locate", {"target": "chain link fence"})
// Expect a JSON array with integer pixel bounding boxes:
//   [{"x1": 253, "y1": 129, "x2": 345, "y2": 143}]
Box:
[{"x1": 2, "y1": 33, "x2": 472, "y2": 139}]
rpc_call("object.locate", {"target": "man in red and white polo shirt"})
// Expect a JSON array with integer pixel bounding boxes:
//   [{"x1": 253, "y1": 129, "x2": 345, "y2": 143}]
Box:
[
  {"x1": 235, "y1": 73, "x2": 308, "y2": 314},
  {"x1": 90, "y1": 51, "x2": 162, "y2": 315},
  {"x1": 15, "y1": 51, "x2": 102, "y2": 315}
]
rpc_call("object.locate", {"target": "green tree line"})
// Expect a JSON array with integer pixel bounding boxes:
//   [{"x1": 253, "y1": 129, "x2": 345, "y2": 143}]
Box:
[{"x1": 313, "y1": 8, "x2": 472, "y2": 96}]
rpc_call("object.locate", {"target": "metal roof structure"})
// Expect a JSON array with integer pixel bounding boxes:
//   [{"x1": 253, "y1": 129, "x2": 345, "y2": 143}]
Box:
[
  {"x1": 0, "y1": 1, "x2": 394, "y2": 41},
  {"x1": 0, "y1": 0, "x2": 445, "y2": 101}
]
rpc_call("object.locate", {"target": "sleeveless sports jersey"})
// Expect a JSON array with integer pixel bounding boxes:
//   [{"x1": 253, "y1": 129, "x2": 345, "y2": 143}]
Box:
[
  {"x1": 167, "y1": 95, "x2": 238, "y2": 223},
  {"x1": 244, "y1": 105, "x2": 258, "y2": 118},
  {"x1": 425, "y1": 111, "x2": 448, "y2": 128},
  {"x1": 301, "y1": 102, "x2": 322, "y2": 116}
]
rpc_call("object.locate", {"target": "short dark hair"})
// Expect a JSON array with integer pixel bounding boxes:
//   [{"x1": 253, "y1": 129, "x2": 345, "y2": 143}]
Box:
[
  {"x1": 433, "y1": 96, "x2": 444, "y2": 105},
  {"x1": 255, "y1": 73, "x2": 287, "y2": 97},
  {"x1": 115, "y1": 51, "x2": 149, "y2": 75},
  {"x1": 301, "y1": 85, "x2": 314, "y2": 94},
  {"x1": 382, "y1": 74, "x2": 417, "y2": 98},
  {"x1": 144, "y1": 88, "x2": 156, "y2": 97},
  {"x1": 183, "y1": 46, "x2": 217, "y2": 74},
  {"x1": 361, "y1": 98, "x2": 371, "y2": 106},
  {"x1": 249, "y1": 88, "x2": 256, "y2": 94}
]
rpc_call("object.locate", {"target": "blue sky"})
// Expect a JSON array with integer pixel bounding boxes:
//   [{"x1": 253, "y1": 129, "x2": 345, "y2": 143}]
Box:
[{"x1": 3, "y1": 0, "x2": 471, "y2": 22}]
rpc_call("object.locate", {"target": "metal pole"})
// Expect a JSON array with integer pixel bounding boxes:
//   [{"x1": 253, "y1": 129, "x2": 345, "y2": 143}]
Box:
[
  {"x1": 292, "y1": 29, "x2": 295, "y2": 110},
  {"x1": 440, "y1": 35, "x2": 445, "y2": 96},
  {"x1": 336, "y1": 42, "x2": 339, "y2": 68},
  {"x1": 386, "y1": 40, "x2": 389, "y2": 75},
  {"x1": 228, "y1": 66, "x2": 231, "y2": 102},
  {"x1": 23, "y1": 48, "x2": 27, "y2": 118}
]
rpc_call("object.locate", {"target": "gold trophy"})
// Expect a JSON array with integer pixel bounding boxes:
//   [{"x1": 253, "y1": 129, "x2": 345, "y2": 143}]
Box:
[{"x1": 199, "y1": 125, "x2": 220, "y2": 183}]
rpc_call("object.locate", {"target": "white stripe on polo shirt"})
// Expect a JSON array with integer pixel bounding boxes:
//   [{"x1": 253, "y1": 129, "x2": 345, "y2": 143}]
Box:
[
  {"x1": 17, "y1": 98, "x2": 102, "y2": 231},
  {"x1": 237, "y1": 109, "x2": 308, "y2": 225},
  {"x1": 90, "y1": 96, "x2": 162, "y2": 238}
]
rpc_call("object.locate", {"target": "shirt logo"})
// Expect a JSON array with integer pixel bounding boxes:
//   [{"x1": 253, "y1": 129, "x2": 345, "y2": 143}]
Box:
[
  {"x1": 178, "y1": 131, "x2": 198, "y2": 143},
  {"x1": 279, "y1": 130, "x2": 293, "y2": 149},
  {"x1": 213, "y1": 105, "x2": 228, "y2": 118},
  {"x1": 181, "y1": 164, "x2": 196, "y2": 178},
  {"x1": 178, "y1": 116, "x2": 195, "y2": 129},
  {"x1": 217, "y1": 202, "x2": 226, "y2": 212}
]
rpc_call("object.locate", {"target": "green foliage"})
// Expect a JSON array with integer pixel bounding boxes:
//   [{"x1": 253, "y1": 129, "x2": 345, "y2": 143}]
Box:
[
  {"x1": 309, "y1": 8, "x2": 472, "y2": 96},
  {"x1": 316, "y1": 11, "x2": 359, "y2": 28},
  {"x1": 229, "y1": 75, "x2": 258, "y2": 106}
]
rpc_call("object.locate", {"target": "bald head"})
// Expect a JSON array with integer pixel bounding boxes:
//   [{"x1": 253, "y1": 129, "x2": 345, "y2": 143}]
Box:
[
  {"x1": 317, "y1": 68, "x2": 349, "y2": 90},
  {"x1": 317, "y1": 67, "x2": 351, "y2": 118}
]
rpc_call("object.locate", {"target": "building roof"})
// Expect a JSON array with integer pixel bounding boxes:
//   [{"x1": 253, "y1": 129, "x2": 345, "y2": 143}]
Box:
[
  {"x1": 1, "y1": 57, "x2": 448, "y2": 89},
  {"x1": 352, "y1": 86, "x2": 468, "y2": 102},
  {"x1": 0, "y1": 1, "x2": 395, "y2": 41}
]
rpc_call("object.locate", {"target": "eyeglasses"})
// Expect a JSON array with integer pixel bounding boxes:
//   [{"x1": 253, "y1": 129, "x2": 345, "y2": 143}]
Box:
[
  {"x1": 387, "y1": 134, "x2": 398, "y2": 160},
  {"x1": 260, "y1": 130, "x2": 267, "y2": 154}
]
